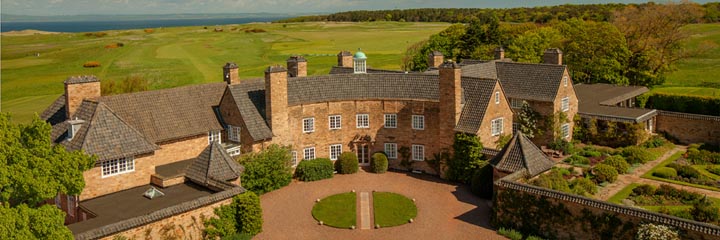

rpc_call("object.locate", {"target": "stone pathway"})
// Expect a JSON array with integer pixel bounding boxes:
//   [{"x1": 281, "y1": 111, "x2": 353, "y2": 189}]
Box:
[{"x1": 359, "y1": 192, "x2": 371, "y2": 230}]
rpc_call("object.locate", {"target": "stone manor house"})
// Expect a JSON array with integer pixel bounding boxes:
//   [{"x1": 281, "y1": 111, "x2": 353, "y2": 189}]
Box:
[{"x1": 41, "y1": 48, "x2": 661, "y2": 239}]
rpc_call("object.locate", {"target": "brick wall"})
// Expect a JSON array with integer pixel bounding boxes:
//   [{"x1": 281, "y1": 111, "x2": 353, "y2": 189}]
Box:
[
  {"x1": 477, "y1": 81, "x2": 514, "y2": 149},
  {"x1": 81, "y1": 135, "x2": 208, "y2": 200},
  {"x1": 656, "y1": 111, "x2": 720, "y2": 145},
  {"x1": 65, "y1": 81, "x2": 101, "y2": 117}
]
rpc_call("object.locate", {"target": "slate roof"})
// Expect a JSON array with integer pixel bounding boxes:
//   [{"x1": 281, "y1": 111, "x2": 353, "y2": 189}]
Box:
[
  {"x1": 490, "y1": 132, "x2": 554, "y2": 176},
  {"x1": 50, "y1": 100, "x2": 158, "y2": 162},
  {"x1": 575, "y1": 83, "x2": 656, "y2": 123},
  {"x1": 186, "y1": 142, "x2": 244, "y2": 188},
  {"x1": 40, "y1": 94, "x2": 67, "y2": 126},
  {"x1": 455, "y1": 77, "x2": 500, "y2": 133},
  {"x1": 495, "y1": 62, "x2": 567, "y2": 102},
  {"x1": 329, "y1": 66, "x2": 406, "y2": 74},
  {"x1": 226, "y1": 79, "x2": 274, "y2": 141}
]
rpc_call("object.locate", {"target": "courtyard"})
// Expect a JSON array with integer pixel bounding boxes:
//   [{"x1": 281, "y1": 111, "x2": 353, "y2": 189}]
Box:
[{"x1": 256, "y1": 170, "x2": 503, "y2": 240}]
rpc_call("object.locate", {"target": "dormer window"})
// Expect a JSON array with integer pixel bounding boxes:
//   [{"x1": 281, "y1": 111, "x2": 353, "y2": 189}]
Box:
[{"x1": 67, "y1": 118, "x2": 85, "y2": 140}]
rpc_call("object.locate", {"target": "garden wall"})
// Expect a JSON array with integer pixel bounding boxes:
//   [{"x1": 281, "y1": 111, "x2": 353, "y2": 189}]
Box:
[
  {"x1": 656, "y1": 111, "x2": 720, "y2": 145},
  {"x1": 494, "y1": 171, "x2": 720, "y2": 240}
]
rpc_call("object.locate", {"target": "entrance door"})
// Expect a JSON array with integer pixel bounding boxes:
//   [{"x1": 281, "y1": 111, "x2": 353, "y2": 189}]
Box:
[{"x1": 357, "y1": 145, "x2": 370, "y2": 166}]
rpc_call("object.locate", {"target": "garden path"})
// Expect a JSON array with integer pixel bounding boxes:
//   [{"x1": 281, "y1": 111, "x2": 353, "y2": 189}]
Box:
[{"x1": 257, "y1": 170, "x2": 502, "y2": 240}]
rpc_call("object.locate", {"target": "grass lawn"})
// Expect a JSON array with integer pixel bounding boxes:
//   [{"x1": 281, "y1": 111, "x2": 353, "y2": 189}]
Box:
[
  {"x1": 608, "y1": 183, "x2": 641, "y2": 204},
  {"x1": 641, "y1": 151, "x2": 720, "y2": 191},
  {"x1": 311, "y1": 192, "x2": 356, "y2": 228},
  {"x1": 692, "y1": 165, "x2": 720, "y2": 181},
  {"x1": 373, "y1": 192, "x2": 417, "y2": 227},
  {"x1": 1, "y1": 21, "x2": 449, "y2": 123}
]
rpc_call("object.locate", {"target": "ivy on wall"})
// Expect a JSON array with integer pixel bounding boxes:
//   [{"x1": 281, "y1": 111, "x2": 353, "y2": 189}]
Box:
[{"x1": 573, "y1": 117, "x2": 649, "y2": 147}]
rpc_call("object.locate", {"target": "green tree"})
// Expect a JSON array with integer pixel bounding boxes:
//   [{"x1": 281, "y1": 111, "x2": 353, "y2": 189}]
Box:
[
  {"x1": 459, "y1": 13, "x2": 501, "y2": 60},
  {"x1": 447, "y1": 133, "x2": 485, "y2": 183},
  {"x1": 238, "y1": 144, "x2": 293, "y2": 194},
  {"x1": 506, "y1": 27, "x2": 563, "y2": 63},
  {"x1": 0, "y1": 113, "x2": 95, "y2": 239},
  {"x1": 403, "y1": 24, "x2": 466, "y2": 71},
  {"x1": 204, "y1": 191, "x2": 263, "y2": 238},
  {"x1": 515, "y1": 101, "x2": 542, "y2": 139}
]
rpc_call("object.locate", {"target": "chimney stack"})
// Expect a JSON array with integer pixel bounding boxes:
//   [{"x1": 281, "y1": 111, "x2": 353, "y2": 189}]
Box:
[
  {"x1": 337, "y1": 51, "x2": 353, "y2": 67},
  {"x1": 438, "y1": 60, "x2": 462, "y2": 141},
  {"x1": 286, "y1": 56, "x2": 307, "y2": 77},
  {"x1": 223, "y1": 62, "x2": 240, "y2": 85},
  {"x1": 494, "y1": 47, "x2": 505, "y2": 60},
  {"x1": 265, "y1": 65, "x2": 289, "y2": 144},
  {"x1": 64, "y1": 76, "x2": 101, "y2": 119},
  {"x1": 543, "y1": 48, "x2": 563, "y2": 65},
  {"x1": 428, "y1": 51, "x2": 444, "y2": 68}
]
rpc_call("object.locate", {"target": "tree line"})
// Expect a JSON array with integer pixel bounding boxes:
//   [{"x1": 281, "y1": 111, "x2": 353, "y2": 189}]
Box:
[
  {"x1": 276, "y1": 2, "x2": 720, "y2": 24},
  {"x1": 401, "y1": 2, "x2": 713, "y2": 88}
]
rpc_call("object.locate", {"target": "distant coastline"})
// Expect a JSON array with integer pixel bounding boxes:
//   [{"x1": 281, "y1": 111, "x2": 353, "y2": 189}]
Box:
[{"x1": 0, "y1": 17, "x2": 289, "y2": 33}]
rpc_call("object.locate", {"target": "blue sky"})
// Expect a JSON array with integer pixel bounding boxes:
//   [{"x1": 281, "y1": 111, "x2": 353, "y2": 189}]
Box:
[{"x1": 2, "y1": 0, "x2": 714, "y2": 16}]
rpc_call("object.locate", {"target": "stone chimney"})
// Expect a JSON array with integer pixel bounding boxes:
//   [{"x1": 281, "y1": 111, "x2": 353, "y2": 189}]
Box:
[
  {"x1": 64, "y1": 75, "x2": 101, "y2": 119},
  {"x1": 438, "y1": 60, "x2": 462, "y2": 142},
  {"x1": 337, "y1": 51, "x2": 353, "y2": 67},
  {"x1": 428, "y1": 51, "x2": 444, "y2": 68},
  {"x1": 223, "y1": 62, "x2": 240, "y2": 85},
  {"x1": 286, "y1": 56, "x2": 307, "y2": 77},
  {"x1": 494, "y1": 47, "x2": 505, "y2": 60},
  {"x1": 543, "y1": 48, "x2": 563, "y2": 65},
  {"x1": 264, "y1": 65, "x2": 289, "y2": 144}
]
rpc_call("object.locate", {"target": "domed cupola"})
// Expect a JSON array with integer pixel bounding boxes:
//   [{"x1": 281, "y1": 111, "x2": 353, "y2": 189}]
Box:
[{"x1": 353, "y1": 48, "x2": 367, "y2": 74}]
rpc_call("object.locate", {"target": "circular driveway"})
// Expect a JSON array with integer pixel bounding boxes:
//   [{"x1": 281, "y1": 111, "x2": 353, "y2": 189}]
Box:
[{"x1": 256, "y1": 170, "x2": 503, "y2": 240}]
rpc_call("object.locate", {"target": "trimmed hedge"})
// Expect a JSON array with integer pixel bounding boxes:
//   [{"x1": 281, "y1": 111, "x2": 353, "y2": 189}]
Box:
[
  {"x1": 603, "y1": 155, "x2": 630, "y2": 174},
  {"x1": 645, "y1": 93, "x2": 720, "y2": 116},
  {"x1": 593, "y1": 164, "x2": 618, "y2": 183},
  {"x1": 336, "y1": 152, "x2": 359, "y2": 174},
  {"x1": 371, "y1": 152, "x2": 388, "y2": 173},
  {"x1": 295, "y1": 158, "x2": 334, "y2": 181},
  {"x1": 620, "y1": 146, "x2": 654, "y2": 164},
  {"x1": 653, "y1": 167, "x2": 677, "y2": 179}
]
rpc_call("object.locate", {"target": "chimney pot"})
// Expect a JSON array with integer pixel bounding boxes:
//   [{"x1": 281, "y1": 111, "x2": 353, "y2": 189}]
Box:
[
  {"x1": 223, "y1": 62, "x2": 240, "y2": 85},
  {"x1": 64, "y1": 75, "x2": 100, "y2": 119}
]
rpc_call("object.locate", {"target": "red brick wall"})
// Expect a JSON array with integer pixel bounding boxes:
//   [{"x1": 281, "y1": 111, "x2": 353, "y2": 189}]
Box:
[
  {"x1": 656, "y1": 111, "x2": 720, "y2": 145},
  {"x1": 477, "y1": 81, "x2": 514, "y2": 149}
]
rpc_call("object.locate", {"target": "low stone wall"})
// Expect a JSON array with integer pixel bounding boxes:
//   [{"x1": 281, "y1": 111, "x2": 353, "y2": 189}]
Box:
[
  {"x1": 74, "y1": 187, "x2": 244, "y2": 240},
  {"x1": 493, "y1": 171, "x2": 720, "y2": 240},
  {"x1": 656, "y1": 111, "x2": 720, "y2": 145}
]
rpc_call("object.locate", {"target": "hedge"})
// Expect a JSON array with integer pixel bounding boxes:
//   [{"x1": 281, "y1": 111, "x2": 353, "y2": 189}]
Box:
[
  {"x1": 593, "y1": 164, "x2": 618, "y2": 183},
  {"x1": 653, "y1": 167, "x2": 677, "y2": 179},
  {"x1": 645, "y1": 93, "x2": 720, "y2": 116},
  {"x1": 603, "y1": 155, "x2": 630, "y2": 174},
  {"x1": 336, "y1": 152, "x2": 359, "y2": 174},
  {"x1": 371, "y1": 152, "x2": 388, "y2": 173},
  {"x1": 620, "y1": 146, "x2": 654, "y2": 164},
  {"x1": 295, "y1": 158, "x2": 334, "y2": 181}
]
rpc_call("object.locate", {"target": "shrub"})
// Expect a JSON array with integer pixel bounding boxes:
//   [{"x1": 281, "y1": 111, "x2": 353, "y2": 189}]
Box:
[
  {"x1": 144, "y1": 28, "x2": 154, "y2": 33},
  {"x1": 631, "y1": 184, "x2": 657, "y2": 196},
  {"x1": 448, "y1": 133, "x2": 485, "y2": 183},
  {"x1": 238, "y1": 144, "x2": 293, "y2": 194},
  {"x1": 675, "y1": 165, "x2": 700, "y2": 179},
  {"x1": 336, "y1": 152, "x2": 359, "y2": 174},
  {"x1": 245, "y1": 28, "x2": 267, "y2": 33},
  {"x1": 470, "y1": 163, "x2": 493, "y2": 199},
  {"x1": 686, "y1": 148, "x2": 720, "y2": 164},
  {"x1": 371, "y1": 152, "x2": 388, "y2": 173},
  {"x1": 565, "y1": 154, "x2": 589, "y2": 165},
  {"x1": 620, "y1": 146, "x2": 653, "y2": 164},
  {"x1": 603, "y1": 155, "x2": 630, "y2": 174},
  {"x1": 636, "y1": 223, "x2": 680, "y2": 240},
  {"x1": 652, "y1": 167, "x2": 677, "y2": 179},
  {"x1": 83, "y1": 61, "x2": 101, "y2": 68},
  {"x1": 581, "y1": 150, "x2": 602, "y2": 158},
  {"x1": 642, "y1": 135, "x2": 667, "y2": 148},
  {"x1": 204, "y1": 191, "x2": 264, "y2": 238},
  {"x1": 692, "y1": 197, "x2": 720, "y2": 222},
  {"x1": 497, "y1": 227, "x2": 523, "y2": 240},
  {"x1": 295, "y1": 158, "x2": 333, "y2": 181},
  {"x1": 549, "y1": 139, "x2": 575, "y2": 154},
  {"x1": 707, "y1": 166, "x2": 720, "y2": 176},
  {"x1": 531, "y1": 170, "x2": 571, "y2": 193},
  {"x1": 570, "y1": 177, "x2": 597, "y2": 196},
  {"x1": 592, "y1": 164, "x2": 618, "y2": 183},
  {"x1": 645, "y1": 93, "x2": 720, "y2": 116}
]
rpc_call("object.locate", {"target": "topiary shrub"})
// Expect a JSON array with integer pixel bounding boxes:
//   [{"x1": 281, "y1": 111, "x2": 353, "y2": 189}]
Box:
[
  {"x1": 603, "y1": 155, "x2": 630, "y2": 174},
  {"x1": 295, "y1": 158, "x2": 333, "y2": 181},
  {"x1": 620, "y1": 146, "x2": 653, "y2": 164},
  {"x1": 592, "y1": 164, "x2": 618, "y2": 183},
  {"x1": 652, "y1": 167, "x2": 677, "y2": 179},
  {"x1": 336, "y1": 152, "x2": 359, "y2": 174},
  {"x1": 371, "y1": 152, "x2": 388, "y2": 173},
  {"x1": 204, "y1": 191, "x2": 263, "y2": 238},
  {"x1": 570, "y1": 177, "x2": 597, "y2": 196}
]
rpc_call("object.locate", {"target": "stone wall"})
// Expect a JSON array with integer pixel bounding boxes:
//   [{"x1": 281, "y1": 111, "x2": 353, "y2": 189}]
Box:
[
  {"x1": 477, "y1": 81, "x2": 514, "y2": 149},
  {"x1": 81, "y1": 134, "x2": 208, "y2": 200},
  {"x1": 494, "y1": 172, "x2": 720, "y2": 240},
  {"x1": 656, "y1": 111, "x2": 720, "y2": 145}
]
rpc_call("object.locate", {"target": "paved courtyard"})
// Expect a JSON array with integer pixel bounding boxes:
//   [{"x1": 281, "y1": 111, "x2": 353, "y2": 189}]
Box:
[{"x1": 256, "y1": 170, "x2": 503, "y2": 240}]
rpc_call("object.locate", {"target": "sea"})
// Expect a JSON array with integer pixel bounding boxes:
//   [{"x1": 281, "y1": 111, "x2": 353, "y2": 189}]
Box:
[{"x1": 0, "y1": 17, "x2": 286, "y2": 33}]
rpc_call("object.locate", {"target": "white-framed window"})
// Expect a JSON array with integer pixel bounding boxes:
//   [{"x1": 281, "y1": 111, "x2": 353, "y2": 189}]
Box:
[
  {"x1": 303, "y1": 118, "x2": 315, "y2": 133},
  {"x1": 412, "y1": 145, "x2": 425, "y2": 161},
  {"x1": 291, "y1": 151, "x2": 298, "y2": 167},
  {"x1": 227, "y1": 146, "x2": 241, "y2": 157},
  {"x1": 356, "y1": 114, "x2": 369, "y2": 128},
  {"x1": 561, "y1": 97, "x2": 570, "y2": 112},
  {"x1": 329, "y1": 115, "x2": 341, "y2": 130},
  {"x1": 303, "y1": 147, "x2": 315, "y2": 160},
  {"x1": 384, "y1": 114, "x2": 397, "y2": 128},
  {"x1": 101, "y1": 157, "x2": 135, "y2": 178},
  {"x1": 384, "y1": 143, "x2": 397, "y2": 159},
  {"x1": 513, "y1": 122, "x2": 520, "y2": 133},
  {"x1": 561, "y1": 123, "x2": 570, "y2": 139},
  {"x1": 412, "y1": 115, "x2": 425, "y2": 130},
  {"x1": 563, "y1": 76, "x2": 569, "y2": 86},
  {"x1": 491, "y1": 118, "x2": 504, "y2": 136},
  {"x1": 208, "y1": 130, "x2": 221, "y2": 144},
  {"x1": 227, "y1": 125, "x2": 241, "y2": 142},
  {"x1": 495, "y1": 91, "x2": 500, "y2": 104},
  {"x1": 330, "y1": 144, "x2": 342, "y2": 160},
  {"x1": 511, "y1": 98, "x2": 524, "y2": 109}
]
